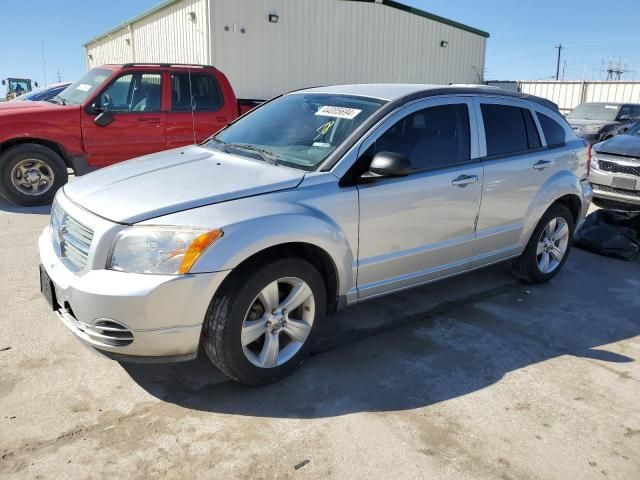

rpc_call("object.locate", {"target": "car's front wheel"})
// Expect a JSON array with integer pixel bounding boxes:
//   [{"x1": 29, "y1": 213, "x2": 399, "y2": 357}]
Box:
[
  {"x1": 202, "y1": 258, "x2": 326, "y2": 385},
  {"x1": 511, "y1": 203, "x2": 575, "y2": 283},
  {"x1": 0, "y1": 144, "x2": 68, "y2": 206}
]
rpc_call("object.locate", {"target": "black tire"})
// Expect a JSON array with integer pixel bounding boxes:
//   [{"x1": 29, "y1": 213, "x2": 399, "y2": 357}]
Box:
[
  {"x1": 511, "y1": 203, "x2": 575, "y2": 284},
  {"x1": 0, "y1": 144, "x2": 68, "y2": 206},
  {"x1": 202, "y1": 257, "x2": 327, "y2": 386}
]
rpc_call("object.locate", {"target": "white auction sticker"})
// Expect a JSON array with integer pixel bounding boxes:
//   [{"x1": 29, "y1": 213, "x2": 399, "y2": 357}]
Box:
[
  {"x1": 76, "y1": 83, "x2": 93, "y2": 92},
  {"x1": 315, "y1": 106, "x2": 362, "y2": 120},
  {"x1": 604, "y1": 105, "x2": 619, "y2": 109}
]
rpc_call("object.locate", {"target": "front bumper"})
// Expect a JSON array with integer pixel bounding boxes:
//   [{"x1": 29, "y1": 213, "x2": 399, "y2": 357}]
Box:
[
  {"x1": 590, "y1": 161, "x2": 640, "y2": 207},
  {"x1": 39, "y1": 226, "x2": 230, "y2": 360}
]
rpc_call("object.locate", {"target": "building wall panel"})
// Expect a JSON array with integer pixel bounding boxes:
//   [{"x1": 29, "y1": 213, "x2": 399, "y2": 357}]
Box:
[
  {"x1": 85, "y1": 0, "x2": 209, "y2": 68},
  {"x1": 85, "y1": 0, "x2": 487, "y2": 100},
  {"x1": 134, "y1": 0, "x2": 209, "y2": 64},
  {"x1": 211, "y1": 0, "x2": 486, "y2": 99}
]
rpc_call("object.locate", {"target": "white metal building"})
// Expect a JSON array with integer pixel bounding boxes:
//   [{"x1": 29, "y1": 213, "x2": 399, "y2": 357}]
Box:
[{"x1": 84, "y1": 0, "x2": 489, "y2": 100}]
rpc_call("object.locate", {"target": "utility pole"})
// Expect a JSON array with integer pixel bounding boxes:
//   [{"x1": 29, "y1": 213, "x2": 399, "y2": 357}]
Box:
[
  {"x1": 41, "y1": 40, "x2": 47, "y2": 88},
  {"x1": 55, "y1": 69, "x2": 62, "y2": 83},
  {"x1": 555, "y1": 44, "x2": 563, "y2": 81}
]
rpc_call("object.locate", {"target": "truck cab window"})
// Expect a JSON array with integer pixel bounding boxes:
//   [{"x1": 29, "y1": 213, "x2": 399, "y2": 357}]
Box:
[
  {"x1": 171, "y1": 73, "x2": 223, "y2": 112},
  {"x1": 102, "y1": 73, "x2": 162, "y2": 112}
]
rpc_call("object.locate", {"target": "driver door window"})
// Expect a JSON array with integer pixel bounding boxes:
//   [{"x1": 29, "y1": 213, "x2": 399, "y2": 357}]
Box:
[
  {"x1": 102, "y1": 73, "x2": 162, "y2": 113},
  {"x1": 368, "y1": 104, "x2": 471, "y2": 171}
]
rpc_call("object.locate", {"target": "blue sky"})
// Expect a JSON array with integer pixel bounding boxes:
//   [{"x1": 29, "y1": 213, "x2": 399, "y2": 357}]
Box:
[{"x1": 1, "y1": 0, "x2": 639, "y2": 93}]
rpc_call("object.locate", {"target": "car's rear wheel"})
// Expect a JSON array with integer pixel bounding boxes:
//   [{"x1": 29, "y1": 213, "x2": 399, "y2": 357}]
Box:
[
  {"x1": 511, "y1": 203, "x2": 574, "y2": 283},
  {"x1": 0, "y1": 144, "x2": 68, "y2": 206},
  {"x1": 202, "y1": 258, "x2": 326, "y2": 385}
]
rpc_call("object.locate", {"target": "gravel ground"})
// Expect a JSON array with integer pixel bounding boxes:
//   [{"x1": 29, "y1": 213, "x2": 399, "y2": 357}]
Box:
[{"x1": 0, "y1": 196, "x2": 639, "y2": 479}]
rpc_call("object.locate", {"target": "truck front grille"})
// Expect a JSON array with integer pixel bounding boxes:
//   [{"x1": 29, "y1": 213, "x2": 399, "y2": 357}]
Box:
[
  {"x1": 51, "y1": 200, "x2": 94, "y2": 270},
  {"x1": 598, "y1": 159, "x2": 640, "y2": 177}
]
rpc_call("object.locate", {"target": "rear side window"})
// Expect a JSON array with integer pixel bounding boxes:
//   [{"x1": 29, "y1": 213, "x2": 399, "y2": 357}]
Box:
[
  {"x1": 371, "y1": 103, "x2": 471, "y2": 170},
  {"x1": 171, "y1": 73, "x2": 222, "y2": 112},
  {"x1": 537, "y1": 112, "x2": 567, "y2": 147},
  {"x1": 481, "y1": 104, "x2": 541, "y2": 157}
]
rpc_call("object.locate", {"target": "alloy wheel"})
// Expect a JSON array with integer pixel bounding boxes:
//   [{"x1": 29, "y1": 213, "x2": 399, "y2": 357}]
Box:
[
  {"x1": 241, "y1": 276, "x2": 315, "y2": 368},
  {"x1": 536, "y1": 217, "x2": 569, "y2": 274}
]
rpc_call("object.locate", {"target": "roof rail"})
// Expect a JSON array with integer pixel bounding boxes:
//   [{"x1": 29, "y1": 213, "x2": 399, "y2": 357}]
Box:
[
  {"x1": 448, "y1": 83, "x2": 500, "y2": 89},
  {"x1": 121, "y1": 63, "x2": 214, "y2": 68}
]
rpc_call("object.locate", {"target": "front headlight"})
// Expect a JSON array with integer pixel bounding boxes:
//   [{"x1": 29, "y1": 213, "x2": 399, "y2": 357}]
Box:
[
  {"x1": 582, "y1": 124, "x2": 604, "y2": 134},
  {"x1": 108, "y1": 226, "x2": 223, "y2": 274}
]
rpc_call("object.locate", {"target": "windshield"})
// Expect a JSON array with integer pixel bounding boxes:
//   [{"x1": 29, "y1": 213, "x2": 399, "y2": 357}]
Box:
[
  {"x1": 9, "y1": 79, "x2": 30, "y2": 93},
  {"x1": 56, "y1": 68, "x2": 112, "y2": 105},
  {"x1": 208, "y1": 93, "x2": 386, "y2": 170},
  {"x1": 566, "y1": 103, "x2": 620, "y2": 121},
  {"x1": 624, "y1": 122, "x2": 640, "y2": 137}
]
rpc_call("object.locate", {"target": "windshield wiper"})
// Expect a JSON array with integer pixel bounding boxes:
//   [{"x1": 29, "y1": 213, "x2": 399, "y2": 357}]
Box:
[
  {"x1": 218, "y1": 141, "x2": 279, "y2": 165},
  {"x1": 49, "y1": 95, "x2": 66, "y2": 106}
]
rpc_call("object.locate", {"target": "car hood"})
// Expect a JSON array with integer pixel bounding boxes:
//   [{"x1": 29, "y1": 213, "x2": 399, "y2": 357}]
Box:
[
  {"x1": 63, "y1": 145, "x2": 306, "y2": 224},
  {"x1": 567, "y1": 119, "x2": 617, "y2": 128},
  {"x1": 0, "y1": 100, "x2": 67, "y2": 113},
  {"x1": 594, "y1": 134, "x2": 640, "y2": 158}
]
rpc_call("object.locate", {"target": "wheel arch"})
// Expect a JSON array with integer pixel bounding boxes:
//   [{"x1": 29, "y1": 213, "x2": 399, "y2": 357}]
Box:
[
  {"x1": 216, "y1": 242, "x2": 341, "y2": 315},
  {"x1": 0, "y1": 137, "x2": 71, "y2": 167},
  {"x1": 553, "y1": 193, "x2": 582, "y2": 225},
  {"x1": 520, "y1": 171, "x2": 585, "y2": 247}
]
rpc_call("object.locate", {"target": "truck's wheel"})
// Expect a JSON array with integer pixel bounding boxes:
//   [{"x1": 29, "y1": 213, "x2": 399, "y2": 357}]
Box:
[
  {"x1": 202, "y1": 258, "x2": 326, "y2": 385},
  {"x1": 511, "y1": 203, "x2": 574, "y2": 284},
  {"x1": 0, "y1": 144, "x2": 68, "y2": 206}
]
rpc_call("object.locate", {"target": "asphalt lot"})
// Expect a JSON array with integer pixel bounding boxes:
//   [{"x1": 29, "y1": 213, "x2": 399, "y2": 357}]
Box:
[{"x1": 1, "y1": 195, "x2": 639, "y2": 479}]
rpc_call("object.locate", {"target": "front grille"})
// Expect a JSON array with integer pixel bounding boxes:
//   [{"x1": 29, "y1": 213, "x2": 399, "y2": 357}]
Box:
[
  {"x1": 592, "y1": 183, "x2": 640, "y2": 198},
  {"x1": 51, "y1": 200, "x2": 94, "y2": 270},
  {"x1": 598, "y1": 159, "x2": 640, "y2": 177}
]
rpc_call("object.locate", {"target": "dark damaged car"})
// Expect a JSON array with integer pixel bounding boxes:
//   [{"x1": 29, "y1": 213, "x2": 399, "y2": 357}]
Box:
[{"x1": 567, "y1": 102, "x2": 640, "y2": 144}]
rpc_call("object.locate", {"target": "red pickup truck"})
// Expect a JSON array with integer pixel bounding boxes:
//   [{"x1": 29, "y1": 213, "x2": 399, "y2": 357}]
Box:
[{"x1": 0, "y1": 63, "x2": 260, "y2": 206}]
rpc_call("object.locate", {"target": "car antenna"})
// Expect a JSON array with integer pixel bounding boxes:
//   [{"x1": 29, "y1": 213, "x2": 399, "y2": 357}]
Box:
[{"x1": 188, "y1": 67, "x2": 197, "y2": 145}]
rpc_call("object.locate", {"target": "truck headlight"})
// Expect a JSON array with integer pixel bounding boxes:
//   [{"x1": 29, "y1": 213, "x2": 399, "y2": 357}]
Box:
[
  {"x1": 108, "y1": 227, "x2": 223, "y2": 274},
  {"x1": 582, "y1": 124, "x2": 604, "y2": 134}
]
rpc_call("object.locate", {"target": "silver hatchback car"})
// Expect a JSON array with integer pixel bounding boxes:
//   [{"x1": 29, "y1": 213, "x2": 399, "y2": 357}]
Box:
[{"x1": 39, "y1": 85, "x2": 592, "y2": 385}]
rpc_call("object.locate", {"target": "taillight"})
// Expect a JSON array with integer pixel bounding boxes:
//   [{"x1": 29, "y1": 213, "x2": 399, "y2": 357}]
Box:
[{"x1": 585, "y1": 140, "x2": 591, "y2": 177}]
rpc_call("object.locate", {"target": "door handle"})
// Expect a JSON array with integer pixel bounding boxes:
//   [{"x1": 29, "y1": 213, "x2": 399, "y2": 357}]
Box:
[
  {"x1": 533, "y1": 159, "x2": 553, "y2": 170},
  {"x1": 451, "y1": 174, "x2": 478, "y2": 187}
]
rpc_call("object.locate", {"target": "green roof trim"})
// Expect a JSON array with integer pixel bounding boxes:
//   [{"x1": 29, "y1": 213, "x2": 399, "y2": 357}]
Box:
[
  {"x1": 85, "y1": 0, "x2": 489, "y2": 47},
  {"x1": 379, "y1": 0, "x2": 489, "y2": 38}
]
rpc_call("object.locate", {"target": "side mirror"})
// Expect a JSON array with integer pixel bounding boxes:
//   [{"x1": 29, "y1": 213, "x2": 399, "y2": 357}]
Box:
[
  {"x1": 34, "y1": 82, "x2": 39, "y2": 88},
  {"x1": 361, "y1": 152, "x2": 412, "y2": 180},
  {"x1": 94, "y1": 110, "x2": 114, "y2": 127},
  {"x1": 1, "y1": 80, "x2": 5, "y2": 86},
  {"x1": 619, "y1": 114, "x2": 631, "y2": 121}
]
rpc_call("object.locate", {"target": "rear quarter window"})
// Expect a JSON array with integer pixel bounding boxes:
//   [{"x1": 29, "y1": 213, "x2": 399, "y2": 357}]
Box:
[
  {"x1": 481, "y1": 104, "x2": 540, "y2": 157},
  {"x1": 537, "y1": 113, "x2": 567, "y2": 148}
]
